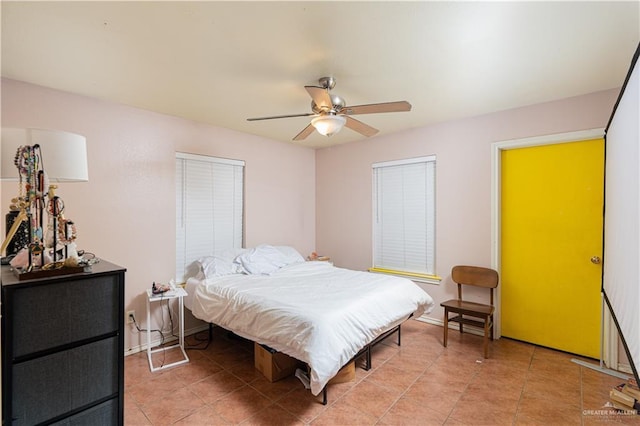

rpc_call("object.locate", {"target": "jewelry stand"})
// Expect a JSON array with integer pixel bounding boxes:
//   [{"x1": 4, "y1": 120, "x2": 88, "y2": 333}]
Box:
[{"x1": 2, "y1": 146, "x2": 84, "y2": 280}]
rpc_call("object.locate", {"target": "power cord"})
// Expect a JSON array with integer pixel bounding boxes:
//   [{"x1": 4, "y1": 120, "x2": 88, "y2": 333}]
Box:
[
  {"x1": 160, "y1": 291, "x2": 211, "y2": 351},
  {"x1": 163, "y1": 295, "x2": 212, "y2": 350},
  {"x1": 131, "y1": 314, "x2": 163, "y2": 340},
  {"x1": 185, "y1": 329, "x2": 212, "y2": 350},
  {"x1": 131, "y1": 307, "x2": 167, "y2": 367},
  {"x1": 133, "y1": 293, "x2": 211, "y2": 360},
  {"x1": 136, "y1": 295, "x2": 208, "y2": 366}
]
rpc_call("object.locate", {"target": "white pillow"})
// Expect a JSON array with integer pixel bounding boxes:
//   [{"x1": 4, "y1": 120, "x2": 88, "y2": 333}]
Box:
[
  {"x1": 213, "y1": 247, "x2": 248, "y2": 263},
  {"x1": 234, "y1": 244, "x2": 304, "y2": 275},
  {"x1": 198, "y1": 256, "x2": 244, "y2": 278},
  {"x1": 274, "y1": 245, "x2": 305, "y2": 265}
]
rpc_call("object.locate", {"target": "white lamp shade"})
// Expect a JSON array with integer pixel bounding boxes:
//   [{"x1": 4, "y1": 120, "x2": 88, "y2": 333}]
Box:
[
  {"x1": 311, "y1": 115, "x2": 346, "y2": 137},
  {"x1": 1, "y1": 128, "x2": 88, "y2": 181}
]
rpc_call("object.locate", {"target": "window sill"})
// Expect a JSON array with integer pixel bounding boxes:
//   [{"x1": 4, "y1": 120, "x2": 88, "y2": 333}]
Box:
[{"x1": 368, "y1": 268, "x2": 441, "y2": 285}]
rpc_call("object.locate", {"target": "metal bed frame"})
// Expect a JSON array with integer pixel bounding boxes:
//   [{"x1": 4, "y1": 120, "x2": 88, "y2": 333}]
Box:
[
  {"x1": 206, "y1": 320, "x2": 404, "y2": 405},
  {"x1": 318, "y1": 322, "x2": 402, "y2": 404}
]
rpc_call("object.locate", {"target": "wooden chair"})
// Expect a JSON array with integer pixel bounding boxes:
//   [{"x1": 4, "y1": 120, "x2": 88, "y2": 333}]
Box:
[{"x1": 440, "y1": 265, "x2": 499, "y2": 358}]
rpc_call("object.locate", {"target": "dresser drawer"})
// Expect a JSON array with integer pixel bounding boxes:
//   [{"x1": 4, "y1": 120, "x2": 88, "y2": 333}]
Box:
[
  {"x1": 50, "y1": 398, "x2": 119, "y2": 426},
  {"x1": 8, "y1": 274, "x2": 120, "y2": 357},
  {"x1": 11, "y1": 336, "x2": 119, "y2": 426}
]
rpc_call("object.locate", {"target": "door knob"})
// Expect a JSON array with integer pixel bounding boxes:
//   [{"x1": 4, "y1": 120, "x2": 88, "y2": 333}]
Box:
[{"x1": 590, "y1": 256, "x2": 601, "y2": 264}]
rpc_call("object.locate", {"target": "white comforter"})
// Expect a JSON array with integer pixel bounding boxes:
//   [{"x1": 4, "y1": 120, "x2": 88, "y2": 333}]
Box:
[{"x1": 189, "y1": 261, "x2": 434, "y2": 395}]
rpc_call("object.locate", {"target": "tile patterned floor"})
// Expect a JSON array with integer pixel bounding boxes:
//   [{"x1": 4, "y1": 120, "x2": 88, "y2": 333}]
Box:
[{"x1": 124, "y1": 320, "x2": 639, "y2": 425}]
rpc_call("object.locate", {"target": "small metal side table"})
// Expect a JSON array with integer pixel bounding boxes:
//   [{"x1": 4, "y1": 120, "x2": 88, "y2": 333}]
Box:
[{"x1": 146, "y1": 287, "x2": 190, "y2": 372}]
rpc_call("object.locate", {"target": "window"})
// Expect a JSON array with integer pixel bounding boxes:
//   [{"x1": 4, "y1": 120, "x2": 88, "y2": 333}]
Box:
[
  {"x1": 175, "y1": 152, "x2": 244, "y2": 282},
  {"x1": 371, "y1": 155, "x2": 438, "y2": 283}
]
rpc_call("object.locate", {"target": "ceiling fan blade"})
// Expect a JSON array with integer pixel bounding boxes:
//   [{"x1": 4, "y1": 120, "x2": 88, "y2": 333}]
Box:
[
  {"x1": 340, "y1": 101, "x2": 411, "y2": 116},
  {"x1": 345, "y1": 116, "x2": 379, "y2": 137},
  {"x1": 247, "y1": 112, "x2": 314, "y2": 121},
  {"x1": 305, "y1": 86, "x2": 333, "y2": 111},
  {"x1": 292, "y1": 124, "x2": 316, "y2": 141}
]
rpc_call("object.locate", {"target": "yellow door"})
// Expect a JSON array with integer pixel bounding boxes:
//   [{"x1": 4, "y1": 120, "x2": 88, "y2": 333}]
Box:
[{"x1": 500, "y1": 139, "x2": 603, "y2": 358}]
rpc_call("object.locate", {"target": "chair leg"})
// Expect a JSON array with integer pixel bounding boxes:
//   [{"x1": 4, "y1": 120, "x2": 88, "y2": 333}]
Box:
[{"x1": 443, "y1": 309, "x2": 448, "y2": 347}]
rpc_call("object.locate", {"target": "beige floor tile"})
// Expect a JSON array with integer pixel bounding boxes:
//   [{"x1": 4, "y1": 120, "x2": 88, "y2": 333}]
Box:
[
  {"x1": 448, "y1": 396, "x2": 518, "y2": 425},
  {"x1": 187, "y1": 371, "x2": 246, "y2": 405},
  {"x1": 515, "y1": 393, "x2": 582, "y2": 425},
  {"x1": 522, "y1": 372, "x2": 581, "y2": 408},
  {"x1": 172, "y1": 405, "x2": 231, "y2": 425},
  {"x1": 365, "y1": 362, "x2": 422, "y2": 394},
  {"x1": 249, "y1": 374, "x2": 300, "y2": 402},
  {"x1": 243, "y1": 404, "x2": 307, "y2": 426},
  {"x1": 274, "y1": 387, "x2": 329, "y2": 423},
  {"x1": 403, "y1": 377, "x2": 464, "y2": 416},
  {"x1": 379, "y1": 395, "x2": 450, "y2": 426},
  {"x1": 172, "y1": 354, "x2": 224, "y2": 385},
  {"x1": 139, "y1": 387, "x2": 206, "y2": 425},
  {"x1": 210, "y1": 385, "x2": 273, "y2": 424},
  {"x1": 127, "y1": 370, "x2": 189, "y2": 405},
  {"x1": 310, "y1": 399, "x2": 378, "y2": 426},
  {"x1": 122, "y1": 320, "x2": 630, "y2": 425},
  {"x1": 340, "y1": 379, "x2": 400, "y2": 419}
]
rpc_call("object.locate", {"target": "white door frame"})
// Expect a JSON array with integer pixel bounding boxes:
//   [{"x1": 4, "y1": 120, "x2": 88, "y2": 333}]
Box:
[{"x1": 490, "y1": 128, "x2": 607, "y2": 354}]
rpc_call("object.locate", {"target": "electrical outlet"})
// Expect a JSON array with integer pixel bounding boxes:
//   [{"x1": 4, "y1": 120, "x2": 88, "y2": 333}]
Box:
[{"x1": 127, "y1": 311, "x2": 136, "y2": 324}]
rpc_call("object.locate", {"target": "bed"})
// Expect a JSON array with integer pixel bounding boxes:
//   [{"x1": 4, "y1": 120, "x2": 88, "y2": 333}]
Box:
[{"x1": 184, "y1": 245, "x2": 434, "y2": 397}]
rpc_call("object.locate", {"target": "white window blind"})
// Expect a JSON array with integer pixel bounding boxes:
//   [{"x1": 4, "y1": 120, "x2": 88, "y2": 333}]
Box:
[
  {"x1": 372, "y1": 156, "x2": 436, "y2": 276},
  {"x1": 176, "y1": 152, "x2": 244, "y2": 282}
]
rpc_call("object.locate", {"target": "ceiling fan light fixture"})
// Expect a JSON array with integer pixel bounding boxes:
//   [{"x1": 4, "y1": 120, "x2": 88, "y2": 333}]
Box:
[
  {"x1": 247, "y1": 77, "x2": 411, "y2": 141},
  {"x1": 311, "y1": 115, "x2": 346, "y2": 137}
]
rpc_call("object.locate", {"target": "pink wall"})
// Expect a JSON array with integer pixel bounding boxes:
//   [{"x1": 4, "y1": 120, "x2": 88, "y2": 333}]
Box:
[
  {"x1": 315, "y1": 88, "x2": 619, "y2": 321},
  {"x1": 1, "y1": 78, "x2": 316, "y2": 351},
  {"x1": 0, "y1": 78, "x2": 620, "y2": 350}
]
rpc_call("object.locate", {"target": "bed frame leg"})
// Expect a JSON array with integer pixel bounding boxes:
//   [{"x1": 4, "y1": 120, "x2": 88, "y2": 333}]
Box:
[
  {"x1": 397, "y1": 324, "x2": 402, "y2": 346},
  {"x1": 208, "y1": 323, "x2": 213, "y2": 342},
  {"x1": 366, "y1": 345, "x2": 372, "y2": 370},
  {"x1": 322, "y1": 387, "x2": 327, "y2": 405}
]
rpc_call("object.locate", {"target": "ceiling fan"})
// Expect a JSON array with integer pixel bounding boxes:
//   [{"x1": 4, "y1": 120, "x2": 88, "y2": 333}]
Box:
[{"x1": 247, "y1": 77, "x2": 412, "y2": 141}]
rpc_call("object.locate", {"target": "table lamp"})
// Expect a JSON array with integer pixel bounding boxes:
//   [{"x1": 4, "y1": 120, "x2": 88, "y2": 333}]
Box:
[{"x1": 1, "y1": 128, "x2": 88, "y2": 273}]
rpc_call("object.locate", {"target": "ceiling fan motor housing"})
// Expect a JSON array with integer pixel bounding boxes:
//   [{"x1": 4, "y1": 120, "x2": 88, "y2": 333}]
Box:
[
  {"x1": 318, "y1": 76, "x2": 336, "y2": 90},
  {"x1": 311, "y1": 94, "x2": 345, "y2": 115},
  {"x1": 247, "y1": 75, "x2": 411, "y2": 141}
]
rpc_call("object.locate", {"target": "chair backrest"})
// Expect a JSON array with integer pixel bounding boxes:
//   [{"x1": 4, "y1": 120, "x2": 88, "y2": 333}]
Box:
[{"x1": 451, "y1": 265, "x2": 499, "y2": 303}]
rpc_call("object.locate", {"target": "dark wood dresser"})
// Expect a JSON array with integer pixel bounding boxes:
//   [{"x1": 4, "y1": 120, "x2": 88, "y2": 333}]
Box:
[{"x1": 1, "y1": 260, "x2": 126, "y2": 425}]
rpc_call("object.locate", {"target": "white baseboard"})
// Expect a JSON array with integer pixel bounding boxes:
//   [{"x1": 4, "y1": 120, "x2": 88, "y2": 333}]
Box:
[
  {"x1": 125, "y1": 324, "x2": 210, "y2": 356},
  {"x1": 414, "y1": 315, "x2": 441, "y2": 327},
  {"x1": 416, "y1": 315, "x2": 634, "y2": 378},
  {"x1": 415, "y1": 314, "x2": 486, "y2": 337},
  {"x1": 617, "y1": 363, "x2": 634, "y2": 375}
]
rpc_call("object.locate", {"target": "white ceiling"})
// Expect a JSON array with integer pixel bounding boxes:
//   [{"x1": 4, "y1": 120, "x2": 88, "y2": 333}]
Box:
[{"x1": 2, "y1": 1, "x2": 639, "y2": 148}]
